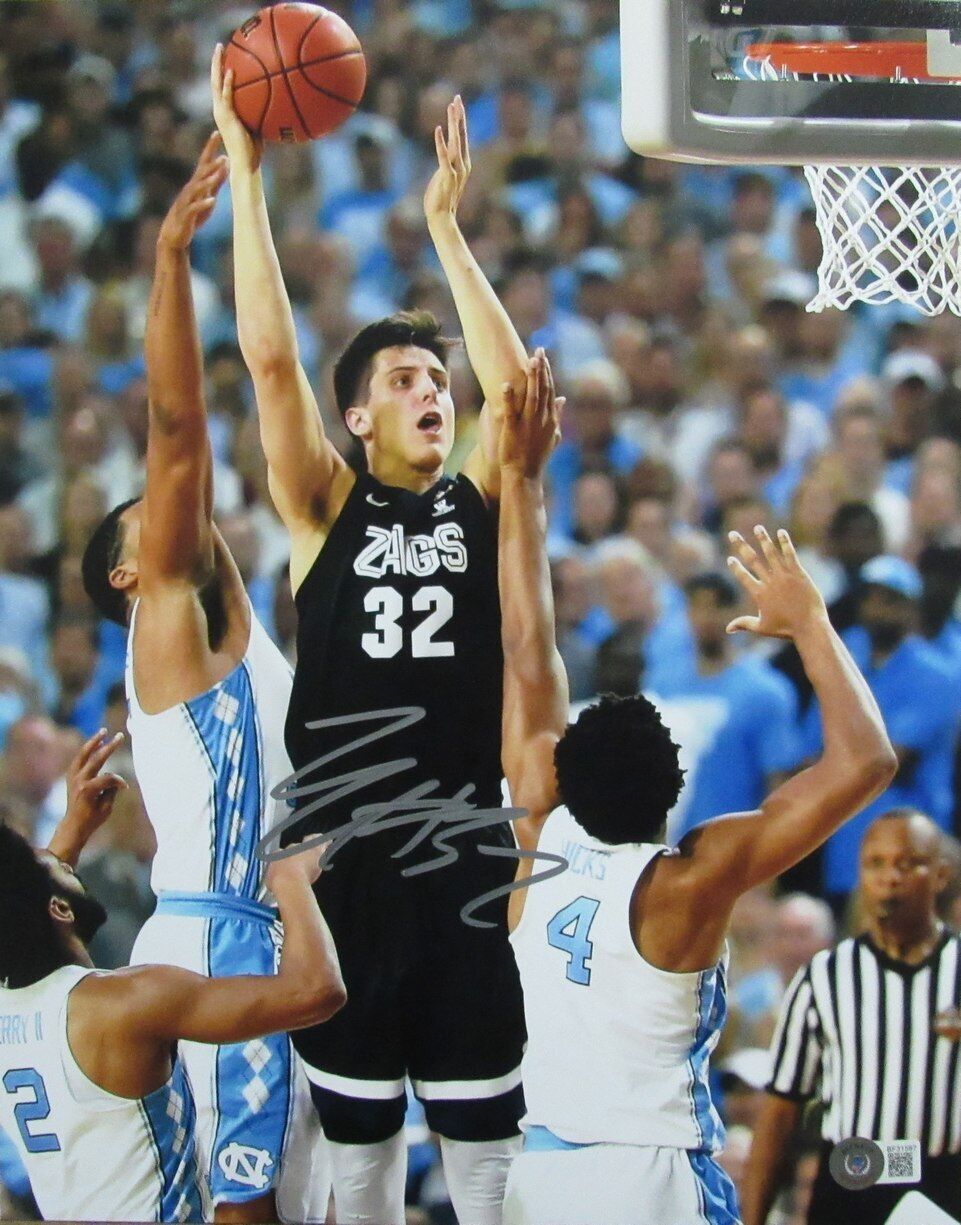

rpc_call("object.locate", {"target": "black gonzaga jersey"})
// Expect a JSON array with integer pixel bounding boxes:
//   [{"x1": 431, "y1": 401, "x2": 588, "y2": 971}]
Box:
[{"x1": 284, "y1": 471, "x2": 506, "y2": 871}]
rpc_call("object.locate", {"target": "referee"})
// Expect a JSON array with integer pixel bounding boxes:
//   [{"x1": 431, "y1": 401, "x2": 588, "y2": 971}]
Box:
[{"x1": 742, "y1": 809, "x2": 961, "y2": 1225}]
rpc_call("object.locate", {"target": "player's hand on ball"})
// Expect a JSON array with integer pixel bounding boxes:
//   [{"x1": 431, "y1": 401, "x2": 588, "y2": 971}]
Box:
[
  {"x1": 157, "y1": 132, "x2": 229, "y2": 250},
  {"x1": 499, "y1": 348, "x2": 564, "y2": 477},
  {"x1": 64, "y1": 729, "x2": 128, "y2": 839},
  {"x1": 211, "y1": 43, "x2": 263, "y2": 173},
  {"x1": 726, "y1": 526, "x2": 828, "y2": 641},
  {"x1": 425, "y1": 95, "x2": 471, "y2": 224}
]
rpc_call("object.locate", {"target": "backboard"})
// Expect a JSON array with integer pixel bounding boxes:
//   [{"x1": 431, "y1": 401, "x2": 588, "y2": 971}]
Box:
[{"x1": 621, "y1": 0, "x2": 961, "y2": 164}]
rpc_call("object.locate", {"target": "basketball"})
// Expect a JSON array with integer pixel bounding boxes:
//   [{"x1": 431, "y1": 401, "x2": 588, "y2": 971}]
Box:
[{"x1": 223, "y1": 3, "x2": 366, "y2": 143}]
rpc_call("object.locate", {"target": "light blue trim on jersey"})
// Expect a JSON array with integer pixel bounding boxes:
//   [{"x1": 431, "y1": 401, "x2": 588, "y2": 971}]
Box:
[
  {"x1": 140, "y1": 1061, "x2": 205, "y2": 1223},
  {"x1": 155, "y1": 892, "x2": 278, "y2": 924},
  {"x1": 523, "y1": 1126, "x2": 597, "y2": 1153},
  {"x1": 687, "y1": 1151, "x2": 741, "y2": 1225},
  {"x1": 687, "y1": 964, "x2": 727, "y2": 1153},
  {"x1": 182, "y1": 662, "x2": 265, "y2": 899},
  {"x1": 204, "y1": 911, "x2": 291, "y2": 1205}
]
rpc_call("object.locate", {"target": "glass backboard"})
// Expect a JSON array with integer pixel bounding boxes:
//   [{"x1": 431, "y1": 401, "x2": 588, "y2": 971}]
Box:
[{"x1": 622, "y1": 0, "x2": 961, "y2": 164}]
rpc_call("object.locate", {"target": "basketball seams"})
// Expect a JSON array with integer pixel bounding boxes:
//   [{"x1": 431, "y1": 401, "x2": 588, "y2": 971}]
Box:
[
  {"x1": 226, "y1": 35, "x2": 275, "y2": 134},
  {"x1": 268, "y1": 4, "x2": 310, "y2": 140},
  {"x1": 230, "y1": 49, "x2": 364, "y2": 97},
  {"x1": 294, "y1": 9, "x2": 324, "y2": 65}
]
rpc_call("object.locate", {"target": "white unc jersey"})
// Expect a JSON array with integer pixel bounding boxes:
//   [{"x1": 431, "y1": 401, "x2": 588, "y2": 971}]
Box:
[
  {"x1": 0, "y1": 966, "x2": 207, "y2": 1222},
  {"x1": 510, "y1": 807, "x2": 728, "y2": 1152},
  {"x1": 125, "y1": 602, "x2": 294, "y2": 901}
]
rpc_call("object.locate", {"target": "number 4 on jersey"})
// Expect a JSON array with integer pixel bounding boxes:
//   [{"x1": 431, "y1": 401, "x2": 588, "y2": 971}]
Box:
[{"x1": 546, "y1": 896, "x2": 600, "y2": 985}]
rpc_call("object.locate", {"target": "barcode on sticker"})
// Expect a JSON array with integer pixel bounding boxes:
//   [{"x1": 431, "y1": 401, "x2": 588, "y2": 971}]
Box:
[{"x1": 878, "y1": 1141, "x2": 921, "y2": 1185}]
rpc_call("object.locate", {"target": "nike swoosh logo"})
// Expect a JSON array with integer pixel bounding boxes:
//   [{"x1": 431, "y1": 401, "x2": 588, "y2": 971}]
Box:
[{"x1": 366, "y1": 494, "x2": 389, "y2": 507}]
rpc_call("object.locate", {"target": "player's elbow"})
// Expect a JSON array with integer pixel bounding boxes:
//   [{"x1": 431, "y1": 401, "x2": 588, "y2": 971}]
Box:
[
  {"x1": 288, "y1": 974, "x2": 347, "y2": 1029},
  {"x1": 244, "y1": 345, "x2": 300, "y2": 385},
  {"x1": 826, "y1": 742, "x2": 898, "y2": 812},
  {"x1": 857, "y1": 742, "x2": 899, "y2": 795}
]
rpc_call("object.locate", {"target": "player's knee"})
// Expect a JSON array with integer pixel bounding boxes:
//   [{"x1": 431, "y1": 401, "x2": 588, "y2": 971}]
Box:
[
  {"x1": 421, "y1": 1085, "x2": 524, "y2": 1143},
  {"x1": 308, "y1": 1084, "x2": 406, "y2": 1145}
]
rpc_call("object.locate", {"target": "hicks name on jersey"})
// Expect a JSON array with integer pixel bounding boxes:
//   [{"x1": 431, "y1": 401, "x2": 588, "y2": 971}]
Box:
[
  {"x1": 354, "y1": 523, "x2": 468, "y2": 580},
  {"x1": 562, "y1": 839, "x2": 610, "y2": 880}
]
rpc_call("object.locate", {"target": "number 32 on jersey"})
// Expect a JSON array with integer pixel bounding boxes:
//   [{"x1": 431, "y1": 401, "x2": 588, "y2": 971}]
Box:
[{"x1": 362, "y1": 585, "x2": 454, "y2": 659}]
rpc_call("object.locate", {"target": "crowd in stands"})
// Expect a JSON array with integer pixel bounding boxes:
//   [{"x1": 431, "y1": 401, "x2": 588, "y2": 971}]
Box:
[{"x1": 1, "y1": 1, "x2": 961, "y2": 1220}]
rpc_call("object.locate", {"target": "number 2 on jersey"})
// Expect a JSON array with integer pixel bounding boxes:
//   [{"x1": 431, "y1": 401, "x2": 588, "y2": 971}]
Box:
[
  {"x1": 546, "y1": 896, "x2": 601, "y2": 986},
  {"x1": 362, "y1": 585, "x2": 454, "y2": 659},
  {"x1": 3, "y1": 1068, "x2": 61, "y2": 1153}
]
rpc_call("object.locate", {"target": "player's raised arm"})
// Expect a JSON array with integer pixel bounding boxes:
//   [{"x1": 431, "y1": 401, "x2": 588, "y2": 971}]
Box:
[
  {"x1": 45, "y1": 729, "x2": 127, "y2": 866},
  {"x1": 212, "y1": 47, "x2": 351, "y2": 547},
  {"x1": 683, "y1": 527, "x2": 897, "y2": 899},
  {"x1": 427, "y1": 96, "x2": 528, "y2": 503},
  {"x1": 94, "y1": 842, "x2": 346, "y2": 1046},
  {"x1": 499, "y1": 351, "x2": 568, "y2": 848},
  {"x1": 140, "y1": 134, "x2": 228, "y2": 586}
]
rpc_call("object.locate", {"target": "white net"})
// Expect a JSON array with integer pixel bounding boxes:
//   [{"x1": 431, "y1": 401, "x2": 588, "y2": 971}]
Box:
[
  {"x1": 743, "y1": 52, "x2": 961, "y2": 315},
  {"x1": 804, "y1": 165, "x2": 961, "y2": 316}
]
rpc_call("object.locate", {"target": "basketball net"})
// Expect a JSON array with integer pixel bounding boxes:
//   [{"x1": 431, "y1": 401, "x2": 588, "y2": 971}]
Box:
[{"x1": 744, "y1": 45, "x2": 961, "y2": 315}]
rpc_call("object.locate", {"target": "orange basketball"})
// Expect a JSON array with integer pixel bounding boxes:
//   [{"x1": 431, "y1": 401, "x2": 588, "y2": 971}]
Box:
[{"x1": 223, "y1": 4, "x2": 366, "y2": 143}]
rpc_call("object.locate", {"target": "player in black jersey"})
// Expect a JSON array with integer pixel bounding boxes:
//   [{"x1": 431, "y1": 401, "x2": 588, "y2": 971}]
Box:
[{"x1": 214, "y1": 51, "x2": 529, "y2": 1225}]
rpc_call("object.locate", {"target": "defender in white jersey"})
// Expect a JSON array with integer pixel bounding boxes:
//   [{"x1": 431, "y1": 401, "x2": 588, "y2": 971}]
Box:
[
  {"x1": 494, "y1": 357, "x2": 898, "y2": 1225},
  {"x1": 80, "y1": 139, "x2": 331, "y2": 1222},
  {"x1": 0, "y1": 738, "x2": 344, "y2": 1222}
]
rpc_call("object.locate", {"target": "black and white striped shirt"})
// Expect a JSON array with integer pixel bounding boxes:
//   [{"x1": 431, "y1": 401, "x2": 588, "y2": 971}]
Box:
[{"x1": 768, "y1": 931, "x2": 961, "y2": 1156}]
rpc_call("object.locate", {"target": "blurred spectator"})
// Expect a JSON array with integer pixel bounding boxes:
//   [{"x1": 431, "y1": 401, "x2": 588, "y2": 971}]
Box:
[
  {"x1": 0, "y1": 382, "x2": 41, "y2": 503},
  {"x1": 48, "y1": 612, "x2": 106, "y2": 736},
  {"x1": 52, "y1": 53, "x2": 137, "y2": 226},
  {"x1": 801, "y1": 556, "x2": 961, "y2": 901},
  {"x1": 0, "y1": 503, "x2": 49, "y2": 683},
  {"x1": 909, "y1": 463, "x2": 961, "y2": 556},
  {"x1": 882, "y1": 349, "x2": 946, "y2": 494},
  {"x1": 671, "y1": 324, "x2": 828, "y2": 490},
  {"x1": 732, "y1": 893, "x2": 836, "y2": 1048},
  {"x1": 918, "y1": 544, "x2": 961, "y2": 668},
  {"x1": 546, "y1": 358, "x2": 639, "y2": 538},
  {"x1": 699, "y1": 438, "x2": 759, "y2": 535},
  {"x1": 320, "y1": 130, "x2": 402, "y2": 263},
  {"x1": 30, "y1": 213, "x2": 93, "y2": 343},
  {"x1": 739, "y1": 384, "x2": 805, "y2": 516},
  {"x1": 570, "y1": 468, "x2": 624, "y2": 546},
  {"x1": 0, "y1": 712, "x2": 67, "y2": 847},
  {"x1": 830, "y1": 402, "x2": 910, "y2": 552},
  {"x1": 647, "y1": 571, "x2": 802, "y2": 846}
]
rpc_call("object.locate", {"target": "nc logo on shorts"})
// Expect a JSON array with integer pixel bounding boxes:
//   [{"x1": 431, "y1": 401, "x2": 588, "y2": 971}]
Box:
[{"x1": 218, "y1": 1143, "x2": 274, "y2": 1190}]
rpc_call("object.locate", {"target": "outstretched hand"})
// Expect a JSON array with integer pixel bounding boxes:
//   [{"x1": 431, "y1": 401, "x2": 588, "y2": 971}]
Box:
[
  {"x1": 499, "y1": 348, "x2": 564, "y2": 477},
  {"x1": 211, "y1": 43, "x2": 263, "y2": 174},
  {"x1": 65, "y1": 729, "x2": 127, "y2": 840},
  {"x1": 726, "y1": 526, "x2": 828, "y2": 640},
  {"x1": 266, "y1": 838, "x2": 331, "y2": 892},
  {"x1": 425, "y1": 94, "x2": 471, "y2": 223},
  {"x1": 157, "y1": 132, "x2": 229, "y2": 250}
]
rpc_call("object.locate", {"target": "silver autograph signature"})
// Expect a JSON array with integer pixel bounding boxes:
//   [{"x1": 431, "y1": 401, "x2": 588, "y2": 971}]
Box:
[{"x1": 255, "y1": 707, "x2": 567, "y2": 928}]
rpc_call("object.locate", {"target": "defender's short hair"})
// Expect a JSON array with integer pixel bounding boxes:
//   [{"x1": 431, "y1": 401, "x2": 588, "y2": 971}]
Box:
[
  {"x1": 0, "y1": 824, "x2": 61, "y2": 988},
  {"x1": 81, "y1": 498, "x2": 139, "y2": 625},
  {"x1": 332, "y1": 310, "x2": 451, "y2": 418},
  {"x1": 554, "y1": 695, "x2": 684, "y2": 846}
]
